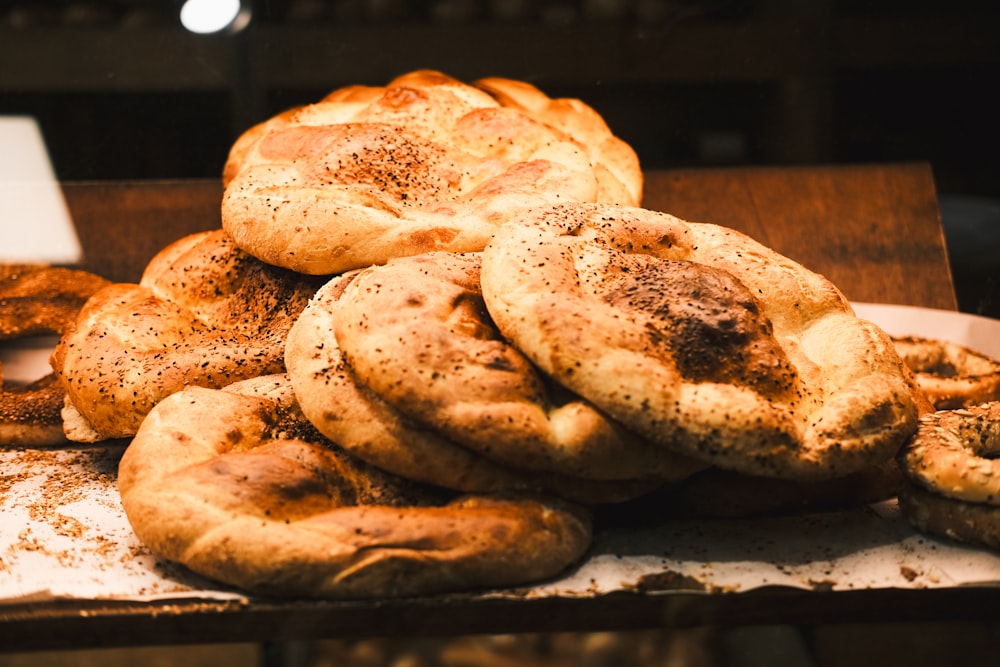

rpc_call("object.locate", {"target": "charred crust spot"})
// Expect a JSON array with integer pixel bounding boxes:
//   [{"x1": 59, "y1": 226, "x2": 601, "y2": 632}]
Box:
[{"x1": 604, "y1": 259, "x2": 799, "y2": 398}]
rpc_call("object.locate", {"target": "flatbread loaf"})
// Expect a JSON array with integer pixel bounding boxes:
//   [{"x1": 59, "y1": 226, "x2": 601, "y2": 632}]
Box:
[
  {"x1": 51, "y1": 230, "x2": 324, "y2": 442},
  {"x1": 284, "y1": 266, "x2": 676, "y2": 505},
  {"x1": 117, "y1": 374, "x2": 593, "y2": 598},
  {"x1": 221, "y1": 70, "x2": 641, "y2": 275},
  {"x1": 480, "y1": 203, "x2": 921, "y2": 480}
]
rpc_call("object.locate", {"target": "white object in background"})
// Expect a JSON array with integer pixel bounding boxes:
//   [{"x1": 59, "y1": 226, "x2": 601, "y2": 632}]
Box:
[
  {"x1": 179, "y1": 0, "x2": 250, "y2": 33},
  {"x1": 0, "y1": 116, "x2": 82, "y2": 264},
  {"x1": 852, "y1": 302, "x2": 1000, "y2": 359},
  {"x1": 0, "y1": 335, "x2": 61, "y2": 384}
]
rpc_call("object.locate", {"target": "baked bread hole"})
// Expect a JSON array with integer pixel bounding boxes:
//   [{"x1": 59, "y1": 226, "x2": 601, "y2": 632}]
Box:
[{"x1": 892, "y1": 335, "x2": 1000, "y2": 410}]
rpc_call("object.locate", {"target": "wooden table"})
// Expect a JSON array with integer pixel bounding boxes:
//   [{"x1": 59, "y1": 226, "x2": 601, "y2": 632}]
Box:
[
  {"x1": 642, "y1": 163, "x2": 955, "y2": 311},
  {"x1": 3, "y1": 162, "x2": 984, "y2": 654}
]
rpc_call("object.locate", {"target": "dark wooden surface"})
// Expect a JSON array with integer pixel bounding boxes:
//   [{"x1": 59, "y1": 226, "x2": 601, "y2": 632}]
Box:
[
  {"x1": 642, "y1": 162, "x2": 956, "y2": 310},
  {"x1": 59, "y1": 163, "x2": 957, "y2": 311},
  {"x1": 61, "y1": 178, "x2": 223, "y2": 284},
  {"x1": 3, "y1": 586, "x2": 1000, "y2": 653},
  {"x1": 6, "y1": 163, "x2": 973, "y2": 653}
]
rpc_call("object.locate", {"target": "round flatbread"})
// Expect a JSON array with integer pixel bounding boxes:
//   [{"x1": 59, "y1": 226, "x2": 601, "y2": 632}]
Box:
[
  {"x1": 221, "y1": 70, "x2": 641, "y2": 275},
  {"x1": 118, "y1": 375, "x2": 593, "y2": 598},
  {"x1": 480, "y1": 203, "x2": 921, "y2": 480},
  {"x1": 51, "y1": 230, "x2": 325, "y2": 442}
]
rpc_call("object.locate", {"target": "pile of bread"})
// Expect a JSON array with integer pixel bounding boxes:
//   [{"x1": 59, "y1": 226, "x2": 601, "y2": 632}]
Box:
[{"x1": 6, "y1": 70, "x2": 999, "y2": 599}]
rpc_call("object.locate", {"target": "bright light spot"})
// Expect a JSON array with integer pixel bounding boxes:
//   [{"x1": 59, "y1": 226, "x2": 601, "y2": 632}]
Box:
[{"x1": 180, "y1": 0, "x2": 245, "y2": 34}]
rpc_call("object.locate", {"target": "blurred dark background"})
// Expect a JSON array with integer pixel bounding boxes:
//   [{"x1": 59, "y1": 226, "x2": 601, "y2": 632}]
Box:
[
  {"x1": 1, "y1": 0, "x2": 998, "y2": 314},
  {"x1": 1, "y1": 6, "x2": 999, "y2": 667}
]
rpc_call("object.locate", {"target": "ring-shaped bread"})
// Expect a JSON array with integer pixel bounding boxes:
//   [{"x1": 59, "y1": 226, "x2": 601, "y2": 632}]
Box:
[
  {"x1": 324, "y1": 250, "x2": 703, "y2": 481},
  {"x1": 0, "y1": 374, "x2": 68, "y2": 447},
  {"x1": 0, "y1": 265, "x2": 111, "y2": 338},
  {"x1": 479, "y1": 203, "x2": 921, "y2": 480},
  {"x1": 897, "y1": 482, "x2": 1000, "y2": 551},
  {"x1": 898, "y1": 401, "x2": 1000, "y2": 506},
  {"x1": 221, "y1": 70, "x2": 641, "y2": 275},
  {"x1": 50, "y1": 230, "x2": 325, "y2": 442},
  {"x1": 891, "y1": 335, "x2": 1000, "y2": 410},
  {"x1": 1, "y1": 265, "x2": 110, "y2": 446},
  {"x1": 117, "y1": 374, "x2": 592, "y2": 599},
  {"x1": 285, "y1": 269, "x2": 674, "y2": 505}
]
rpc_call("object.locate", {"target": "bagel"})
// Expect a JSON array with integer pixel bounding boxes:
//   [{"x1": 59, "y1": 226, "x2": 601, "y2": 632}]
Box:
[
  {"x1": 897, "y1": 401, "x2": 1000, "y2": 550},
  {"x1": 0, "y1": 374, "x2": 67, "y2": 447},
  {"x1": 50, "y1": 230, "x2": 325, "y2": 442},
  {"x1": 117, "y1": 374, "x2": 593, "y2": 599},
  {"x1": 0, "y1": 264, "x2": 110, "y2": 338},
  {"x1": 892, "y1": 335, "x2": 1000, "y2": 410},
  {"x1": 479, "y1": 203, "x2": 921, "y2": 480},
  {"x1": 898, "y1": 483, "x2": 1000, "y2": 551},
  {"x1": 221, "y1": 70, "x2": 641, "y2": 275},
  {"x1": 1, "y1": 265, "x2": 110, "y2": 446},
  {"x1": 898, "y1": 402, "x2": 1000, "y2": 506},
  {"x1": 284, "y1": 266, "x2": 677, "y2": 505}
]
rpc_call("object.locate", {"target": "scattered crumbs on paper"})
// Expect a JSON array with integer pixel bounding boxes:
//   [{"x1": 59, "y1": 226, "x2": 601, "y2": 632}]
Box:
[
  {"x1": 1, "y1": 444, "x2": 238, "y2": 603},
  {"x1": 3, "y1": 441, "x2": 1000, "y2": 605}
]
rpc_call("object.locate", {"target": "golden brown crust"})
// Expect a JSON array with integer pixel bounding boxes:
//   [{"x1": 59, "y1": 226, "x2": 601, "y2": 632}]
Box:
[
  {"x1": 480, "y1": 203, "x2": 920, "y2": 480},
  {"x1": 328, "y1": 251, "x2": 703, "y2": 481},
  {"x1": 472, "y1": 76, "x2": 643, "y2": 206},
  {"x1": 284, "y1": 270, "x2": 671, "y2": 505},
  {"x1": 0, "y1": 374, "x2": 68, "y2": 447},
  {"x1": 1, "y1": 265, "x2": 110, "y2": 446},
  {"x1": 898, "y1": 479, "x2": 1000, "y2": 550},
  {"x1": 898, "y1": 402, "x2": 1000, "y2": 505},
  {"x1": 220, "y1": 70, "x2": 641, "y2": 275},
  {"x1": 50, "y1": 230, "x2": 324, "y2": 442},
  {"x1": 118, "y1": 375, "x2": 593, "y2": 599},
  {"x1": 0, "y1": 264, "x2": 110, "y2": 338},
  {"x1": 892, "y1": 335, "x2": 1000, "y2": 410}
]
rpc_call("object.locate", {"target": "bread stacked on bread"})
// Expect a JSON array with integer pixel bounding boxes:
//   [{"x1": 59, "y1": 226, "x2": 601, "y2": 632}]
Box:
[
  {"x1": 51, "y1": 229, "x2": 326, "y2": 442},
  {"x1": 284, "y1": 251, "x2": 704, "y2": 507},
  {"x1": 49, "y1": 70, "x2": 934, "y2": 597},
  {"x1": 119, "y1": 374, "x2": 592, "y2": 599}
]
